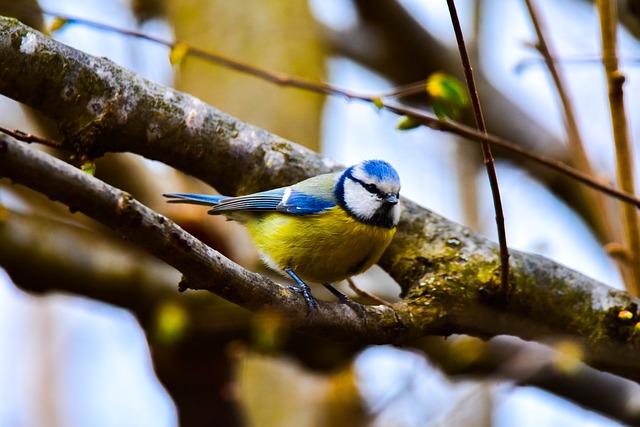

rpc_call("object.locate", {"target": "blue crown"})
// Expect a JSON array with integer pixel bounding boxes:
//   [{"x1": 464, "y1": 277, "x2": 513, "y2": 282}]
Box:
[{"x1": 361, "y1": 160, "x2": 400, "y2": 184}]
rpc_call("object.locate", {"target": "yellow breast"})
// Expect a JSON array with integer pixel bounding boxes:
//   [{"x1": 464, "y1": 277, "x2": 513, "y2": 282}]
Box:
[{"x1": 244, "y1": 206, "x2": 396, "y2": 284}]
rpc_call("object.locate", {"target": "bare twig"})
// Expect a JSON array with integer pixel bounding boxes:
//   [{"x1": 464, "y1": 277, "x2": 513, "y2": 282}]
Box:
[
  {"x1": 516, "y1": 55, "x2": 640, "y2": 71},
  {"x1": 524, "y1": 0, "x2": 620, "y2": 272},
  {"x1": 597, "y1": 0, "x2": 640, "y2": 295},
  {"x1": 381, "y1": 101, "x2": 640, "y2": 208},
  {"x1": 0, "y1": 125, "x2": 61, "y2": 148},
  {"x1": 446, "y1": 0, "x2": 510, "y2": 296},
  {"x1": 346, "y1": 278, "x2": 393, "y2": 306}
]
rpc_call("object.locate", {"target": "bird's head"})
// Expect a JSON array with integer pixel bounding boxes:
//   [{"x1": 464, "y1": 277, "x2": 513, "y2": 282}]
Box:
[{"x1": 335, "y1": 159, "x2": 401, "y2": 229}]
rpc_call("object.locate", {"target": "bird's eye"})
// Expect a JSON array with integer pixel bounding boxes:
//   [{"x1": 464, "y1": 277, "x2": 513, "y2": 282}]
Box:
[{"x1": 364, "y1": 183, "x2": 378, "y2": 193}]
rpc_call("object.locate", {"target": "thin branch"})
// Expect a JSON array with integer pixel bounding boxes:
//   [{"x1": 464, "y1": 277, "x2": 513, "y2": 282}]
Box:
[
  {"x1": 376, "y1": 80, "x2": 428, "y2": 98},
  {"x1": 597, "y1": 0, "x2": 640, "y2": 296},
  {"x1": 516, "y1": 55, "x2": 640, "y2": 71},
  {"x1": 43, "y1": 11, "x2": 640, "y2": 217},
  {"x1": 382, "y1": 101, "x2": 640, "y2": 208},
  {"x1": 346, "y1": 278, "x2": 393, "y2": 306},
  {"x1": 446, "y1": 0, "x2": 510, "y2": 296},
  {"x1": 524, "y1": 0, "x2": 595, "y2": 196},
  {"x1": 524, "y1": 0, "x2": 620, "y2": 272},
  {"x1": 40, "y1": 10, "x2": 369, "y2": 100},
  {"x1": 0, "y1": 125, "x2": 61, "y2": 148}
]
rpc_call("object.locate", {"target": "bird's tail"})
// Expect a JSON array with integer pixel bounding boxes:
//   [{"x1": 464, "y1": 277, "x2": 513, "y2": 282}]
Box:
[{"x1": 163, "y1": 193, "x2": 226, "y2": 206}]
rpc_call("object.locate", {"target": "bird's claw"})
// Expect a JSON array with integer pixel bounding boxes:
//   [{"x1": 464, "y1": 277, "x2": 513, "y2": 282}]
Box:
[
  {"x1": 324, "y1": 284, "x2": 367, "y2": 322},
  {"x1": 285, "y1": 268, "x2": 319, "y2": 319},
  {"x1": 287, "y1": 284, "x2": 319, "y2": 318}
]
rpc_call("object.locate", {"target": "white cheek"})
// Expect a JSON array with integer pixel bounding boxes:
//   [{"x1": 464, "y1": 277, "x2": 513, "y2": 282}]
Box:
[{"x1": 343, "y1": 179, "x2": 381, "y2": 219}]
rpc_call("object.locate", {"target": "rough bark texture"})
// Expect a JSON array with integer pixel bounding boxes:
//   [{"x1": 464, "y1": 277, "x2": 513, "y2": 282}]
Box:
[{"x1": 1, "y1": 17, "x2": 640, "y2": 383}]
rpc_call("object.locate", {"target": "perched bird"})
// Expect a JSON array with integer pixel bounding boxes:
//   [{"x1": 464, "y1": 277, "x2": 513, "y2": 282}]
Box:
[{"x1": 164, "y1": 159, "x2": 401, "y2": 315}]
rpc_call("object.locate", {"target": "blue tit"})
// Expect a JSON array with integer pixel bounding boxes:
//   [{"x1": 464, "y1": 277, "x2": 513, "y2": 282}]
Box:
[{"x1": 164, "y1": 159, "x2": 401, "y2": 314}]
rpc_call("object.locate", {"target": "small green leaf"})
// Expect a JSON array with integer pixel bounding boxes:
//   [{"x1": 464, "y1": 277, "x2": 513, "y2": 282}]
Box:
[
  {"x1": 372, "y1": 97, "x2": 384, "y2": 109},
  {"x1": 49, "y1": 18, "x2": 69, "y2": 33},
  {"x1": 169, "y1": 42, "x2": 190, "y2": 66},
  {"x1": 81, "y1": 161, "x2": 96, "y2": 176},
  {"x1": 395, "y1": 115, "x2": 421, "y2": 130},
  {"x1": 426, "y1": 72, "x2": 469, "y2": 120}
]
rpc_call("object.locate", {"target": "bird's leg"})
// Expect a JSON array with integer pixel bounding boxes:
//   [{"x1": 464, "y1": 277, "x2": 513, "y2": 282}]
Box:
[
  {"x1": 324, "y1": 284, "x2": 367, "y2": 320},
  {"x1": 285, "y1": 268, "x2": 319, "y2": 317}
]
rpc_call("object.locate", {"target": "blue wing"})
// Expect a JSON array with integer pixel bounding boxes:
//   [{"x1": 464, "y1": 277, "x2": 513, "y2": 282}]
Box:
[
  {"x1": 164, "y1": 188, "x2": 335, "y2": 215},
  {"x1": 276, "y1": 189, "x2": 335, "y2": 214}
]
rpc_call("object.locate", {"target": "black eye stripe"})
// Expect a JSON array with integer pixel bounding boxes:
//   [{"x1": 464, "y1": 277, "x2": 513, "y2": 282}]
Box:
[{"x1": 350, "y1": 176, "x2": 384, "y2": 197}]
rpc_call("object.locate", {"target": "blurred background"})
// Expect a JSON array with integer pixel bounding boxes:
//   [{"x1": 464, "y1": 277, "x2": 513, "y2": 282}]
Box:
[{"x1": 1, "y1": 0, "x2": 640, "y2": 425}]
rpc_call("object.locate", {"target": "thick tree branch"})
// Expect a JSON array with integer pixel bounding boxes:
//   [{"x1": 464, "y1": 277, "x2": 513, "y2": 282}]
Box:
[
  {"x1": 1, "y1": 17, "x2": 639, "y2": 208},
  {"x1": 2, "y1": 203, "x2": 639, "y2": 425},
  {"x1": 0, "y1": 204, "x2": 264, "y2": 335},
  {"x1": 0, "y1": 206, "x2": 179, "y2": 302},
  {"x1": 0, "y1": 136, "x2": 401, "y2": 333},
  {"x1": 2, "y1": 18, "x2": 640, "y2": 383}
]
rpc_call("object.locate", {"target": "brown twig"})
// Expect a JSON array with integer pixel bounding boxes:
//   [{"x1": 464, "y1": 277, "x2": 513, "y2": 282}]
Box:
[
  {"x1": 376, "y1": 80, "x2": 428, "y2": 98},
  {"x1": 516, "y1": 55, "x2": 640, "y2": 72},
  {"x1": 41, "y1": 10, "x2": 371, "y2": 100},
  {"x1": 524, "y1": 0, "x2": 619, "y2": 269},
  {"x1": 0, "y1": 125, "x2": 61, "y2": 148},
  {"x1": 382, "y1": 100, "x2": 640, "y2": 208},
  {"x1": 597, "y1": 0, "x2": 640, "y2": 296},
  {"x1": 346, "y1": 278, "x2": 393, "y2": 306},
  {"x1": 446, "y1": 0, "x2": 509, "y2": 296}
]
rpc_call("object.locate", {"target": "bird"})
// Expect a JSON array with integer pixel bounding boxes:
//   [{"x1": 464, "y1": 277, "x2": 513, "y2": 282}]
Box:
[{"x1": 164, "y1": 159, "x2": 401, "y2": 316}]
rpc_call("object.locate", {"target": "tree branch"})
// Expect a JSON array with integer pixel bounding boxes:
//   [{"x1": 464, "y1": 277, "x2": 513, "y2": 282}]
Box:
[
  {"x1": 0, "y1": 135, "x2": 405, "y2": 332},
  {"x1": 0, "y1": 17, "x2": 640, "y2": 207},
  {"x1": 2, "y1": 17, "x2": 640, "y2": 383}
]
